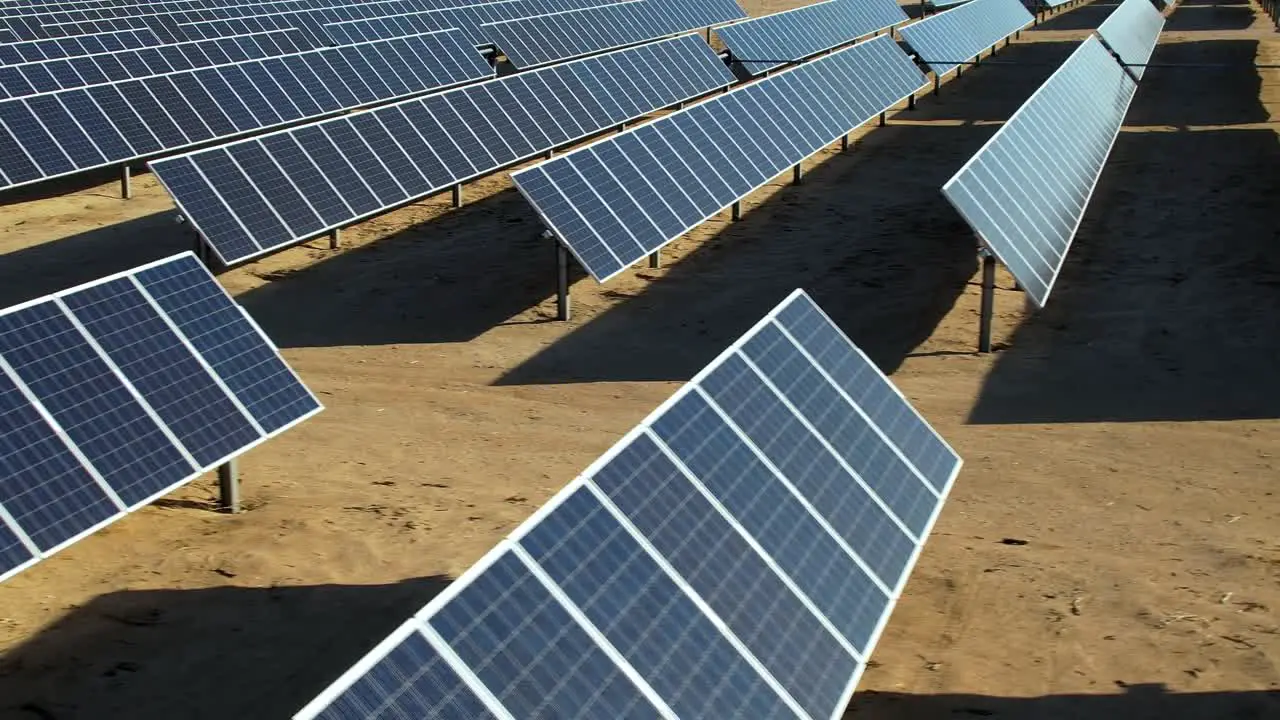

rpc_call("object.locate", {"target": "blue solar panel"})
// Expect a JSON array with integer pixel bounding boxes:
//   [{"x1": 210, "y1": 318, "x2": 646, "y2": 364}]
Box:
[
  {"x1": 898, "y1": 0, "x2": 1033, "y2": 76},
  {"x1": 482, "y1": 0, "x2": 747, "y2": 70},
  {"x1": 0, "y1": 29, "x2": 491, "y2": 192},
  {"x1": 0, "y1": 27, "x2": 166, "y2": 65},
  {"x1": 295, "y1": 289, "x2": 961, "y2": 720},
  {"x1": 942, "y1": 36, "x2": 1137, "y2": 307},
  {"x1": 322, "y1": 0, "x2": 619, "y2": 47},
  {"x1": 151, "y1": 33, "x2": 734, "y2": 266},
  {"x1": 716, "y1": 0, "x2": 907, "y2": 76},
  {"x1": 1096, "y1": 0, "x2": 1164, "y2": 80},
  {"x1": 0, "y1": 252, "x2": 321, "y2": 583},
  {"x1": 512, "y1": 33, "x2": 927, "y2": 283}
]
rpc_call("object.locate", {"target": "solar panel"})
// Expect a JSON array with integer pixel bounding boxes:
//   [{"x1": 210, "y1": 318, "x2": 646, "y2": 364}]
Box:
[
  {"x1": 40, "y1": 15, "x2": 158, "y2": 38},
  {"x1": 150, "y1": 33, "x2": 734, "y2": 266},
  {"x1": 294, "y1": 288, "x2": 961, "y2": 720},
  {"x1": 942, "y1": 35, "x2": 1136, "y2": 307},
  {"x1": 897, "y1": 0, "x2": 1033, "y2": 76},
  {"x1": 1096, "y1": 0, "x2": 1164, "y2": 80},
  {"x1": 0, "y1": 26, "x2": 165, "y2": 65},
  {"x1": 482, "y1": 0, "x2": 747, "y2": 70},
  {"x1": 0, "y1": 29, "x2": 313, "y2": 100},
  {"x1": 0, "y1": 251, "x2": 321, "y2": 583},
  {"x1": 0, "y1": 29, "x2": 491, "y2": 192},
  {"x1": 513, "y1": 33, "x2": 927, "y2": 283},
  {"x1": 322, "y1": 0, "x2": 621, "y2": 47},
  {"x1": 715, "y1": 0, "x2": 907, "y2": 77},
  {"x1": 929, "y1": 0, "x2": 973, "y2": 7}
]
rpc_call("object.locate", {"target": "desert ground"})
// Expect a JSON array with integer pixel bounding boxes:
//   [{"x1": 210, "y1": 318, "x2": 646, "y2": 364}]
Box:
[{"x1": 0, "y1": 0, "x2": 1277, "y2": 718}]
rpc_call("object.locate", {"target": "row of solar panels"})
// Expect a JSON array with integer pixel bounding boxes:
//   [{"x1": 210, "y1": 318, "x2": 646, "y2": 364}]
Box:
[{"x1": 944, "y1": 0, "x2": 1164, "y2": 307}]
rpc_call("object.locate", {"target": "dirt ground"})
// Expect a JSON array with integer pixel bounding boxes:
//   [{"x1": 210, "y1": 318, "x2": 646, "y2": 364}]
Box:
[{"x1": 0, "y1": 1, "x2": 1278, "y2": 718}]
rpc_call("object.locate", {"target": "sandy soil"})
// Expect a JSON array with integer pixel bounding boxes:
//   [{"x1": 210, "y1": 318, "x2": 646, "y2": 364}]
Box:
[{"x1": 0, "y1": 1, "x2": 1278, "y2": 718}]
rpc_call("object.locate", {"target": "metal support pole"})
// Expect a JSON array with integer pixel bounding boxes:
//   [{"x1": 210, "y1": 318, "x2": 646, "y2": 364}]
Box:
[
  {"x1": 792, "y1": 164, "x2": 802, "y2": 185},
  {"x1": 978, "y1": 250, "x2": 996, "y2": 353},
  {"x1": 878, "y1": 111, "x2": 886, "y2": 127},
  {"x1": 840, "y1": 134, "x2": 849, "y2": 151},
  {"x1": 956, "y1": 63, "x2": 963, "y2": 78},
  {"x1": 934, "y1": 73, "x2": 941, "y2": 94},
  {"x1": 731, "y1": 201, "x2": 741, "y2": 221},
  {"x1": 706, "y1": 26, "x2": 711, "y2": 42},
  {"x1": 120, "y1": 164, "x2": 131, "y2": 199},
  {"x1": 556, "y1": 242, "x2": 570, "y2": 321},
  {"x1": 907, "y1": 93, "x2": 915, "y2": 110},
  {"x1": 218, "y1": 458, "x2": 240, "y2": 514},
  {"x1": 1015, "y1": 29, "x2": 1021, "y2": 40},
  {"x1": 329, "y1": 228, "x2": 340, "y2": 250},
  {"x1": 974, "y1": 53, "x2": 981, "y2": 66},
  {"x1": 648, "y1": 250, "x2": 660, "y2": 269},
  {"x1": 452, "y1": 183, "x2": 462, "y2": 208}
]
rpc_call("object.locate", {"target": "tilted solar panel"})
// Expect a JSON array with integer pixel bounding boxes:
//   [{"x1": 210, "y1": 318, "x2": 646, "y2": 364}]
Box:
[
  {"x1": 482, "y1": 0, "x2": 747, "y2": 70},
  {"x1": 942, "y1": 36, "x2": 1137, "y2": 307},
  {"x1": 1096, "y1": 0, "x2": 1164, "y2": 80},
  {"x1": 0, "y1": 252, "x2": 321, "y2": 583},
  {"x1": 716, "y1": 0, "x2": 907, "y2": 76},
  {"x1": 294, "y1": 289, "x2": 961, "y2": 720},
  {"x1": 168, "y1": 0, "x2": 498, "y2": 45},
  {"x1": 151, "y1": 33, "x2": 734, "y2": 266},
  {"x1": 322, "y1": 0, "x2": 621, "y2": 47},
  {"x1": 0, "y1": 26, "x2": 165, "y2": 65},
  {"x1": 513, "y1": 33, "x2": 927, "y2": 283},
  {"x1": 0, "y1": 29, "x2": 491, "y2": 192},
  {"x1": 897, "y1": 0, "x2": 1033, "y2": 76},
  {"x1": 40, "y1": 14, "x2": 156, "y2": 37},
  {"x1": 0, "y1": 29, "x2": 313, "y2": 100}
]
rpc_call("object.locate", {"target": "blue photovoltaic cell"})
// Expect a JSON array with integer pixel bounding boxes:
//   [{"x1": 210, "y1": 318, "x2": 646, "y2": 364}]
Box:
[
  {"x1": 0, "y1": 253, "x2": 320, "y2": 584},
  {"x1": 314, "y1": 631, "x2": 495, "y2": 720},
  {"x1": 898, "y1": 0, "x2": 1033, "y2": 76},
  {"x1": 296, "y1": 290, "x2": 960, "y2": 720},
  {"x1": 154, "y1": 33, "x2": 734, "y2": 266},
  {"x1": 0, "y1": 28, "x2": 167, "y2": 65},
  {"x1": 716, "y1": 0, "x2": 908, "y2": 76},
  {"x1": 429, "y1": 551, "x2": 660, "y2": 718},
  {"x1": 323, "y1": 0, "x2": 622, "y2": 46},
  {"x1": 512, "y1": 34, "x2": 927, "y2": 283},
  {"x1": 1096, "y1": 0, "x2": 1164, "y2": 80},
  {"x1": 0, "y1": 521, "x2": 32, "y2": 577},
  {"x1": 522, "y1": 487, "x2": 795, "y2": 718},
  {"x1": 942, "y1": 36, "x2": 1136, "y2": 307}
]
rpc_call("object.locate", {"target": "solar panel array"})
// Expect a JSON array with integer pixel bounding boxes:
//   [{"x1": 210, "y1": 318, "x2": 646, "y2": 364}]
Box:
[
  {"x1": 483, "y1": 0, "x2": 748, "y2": 70},
  {"x1": 1096, "y1": 0, "x2": 1164, "y2": 80},
  {"x1": 322, "y1": 0, "x2": 621, "y2": 47},
  {"x1": 0, "y1": 251, "x2": 321, "y2": 583},
  {"x1": 0, "y1": 28, "x2": 312, "y2": 99},
  {"x1": 715, "y1": 0, "x2": 907, "y2": 77},
  {"x1": 942, "y1": 36, "x2": 1137, "y2": 307},
  {"x1": 513, "y1": 34, "x2": 927, "y2": 283},
  {"x1": 151, "y1": 33, "x2": 735, "y2": 266},
  {"x1": 898, "y1": 0, "x2": 1033, "y2": 76},
  {"x1": 0, "y1": 29, "x2": 491, "y2": 191},
  {"x1": 0, "y1": 27, "x2": 164, "y2": 65},
  {"x1": 294, "y1": 289, "x2": 961, "y2": 720},
  {"x1": 41, "y1": 15, "x2": 152, "y2": 38}
]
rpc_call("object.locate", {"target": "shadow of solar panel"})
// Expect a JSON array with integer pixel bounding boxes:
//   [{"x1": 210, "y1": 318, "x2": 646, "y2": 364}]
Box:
[
  {"x1": 715, "y1": 0, "x2": 908, "y2": 76},
  {"x1": 323, "y1": 0, "x2": 622, "y2": 46},
  {"x1": 151, "y1": 33, "x2": 735, "y2": 267},
  {"x1": 0, "y1": 252, "x2": 321, "y2": 584},
  {"x1": 897, "y1": 0, "x2": 1034, "y2": 76},
  {"x1": 1096, "y1": 0, "x2": 1165, "y2": 79},
  {"x1": 0, "y1": 27, "x2": 166, "y2": 65},
  {"x1": 512, "y1": 33, "x2": 927, "y2": 283},
  {"x1": 294, "y1": 289, "x2": 961, "y2": 720},
  {"x1": 482, "y1": 0, "x2": 746, "y2": 70},
  {"x1": 0, "y1": 29, "x2": 491, "y2": 192},
  {"x1": 941, "y1": 36, "x2": 1137, "y2": 307}
]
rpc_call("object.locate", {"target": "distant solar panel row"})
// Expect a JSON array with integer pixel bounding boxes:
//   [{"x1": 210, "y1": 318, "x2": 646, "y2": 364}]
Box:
[
  {"x1": 295, "y1": 289, "x2": 961, "y2": 720},
  {"x1": 0, "y1": 29, "x2": 490, "y2": 191},
  {"x1": 715, "y1": 0, "x2": 908, "y2": 77},
  {"x1": 1096, "y1": 0, "x2": 1164, "y2": 80},
  {"x1": 152, "y1": 33, "x2": 734, "y2": 265},
  {"x1": 942, "y1": 36, "x2": 1137, "y2": 307},
  {"x1": 898, "y1": 0, "x2": 1033, "y2": 76},
  {"x1": 0, "y1": 28, "x2": 312, "y2": 99},
  {"x1": 0, "y1": 26, "x2": 164, "y2": 65},
  {"x1": 483, "y1": 0, "x2": 747, "y2": 69},
  {"x1": 0, "y1": 252, "x2": 321, "y2": 583},
  {"x1": 513, "y1": 34, "x2": 927, "y2": 283},
  {"x1": 323, "y1": 0, "x2": 621, "y2": 47}
]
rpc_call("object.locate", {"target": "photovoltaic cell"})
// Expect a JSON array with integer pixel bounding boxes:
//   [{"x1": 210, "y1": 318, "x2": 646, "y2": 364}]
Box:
[
  {"x1": 295, "y1": 289, "x2": 961, "y2": 720},
  {"x1": 0, "y1": 252, "x2": 321, "y2": 583},
  {"x1": 715, "y1": 0, "x2": 908, "y2": 76},
  {"x1": 152, "y1": 33, "x2": 734, "y2": 266},
  {"x1": 0, "y1": 27, "x2": 166, "y2": 65},
  {"x1": 322, "y1": 0, "x2": 620, "y2": 46},
  {"x1": 897, "y1": 0, "x2": 1033, "y2": 76},
  {"x1": 942, "y1": 36, "x2": 1137, "y2": 307},
  {"x1": 0, "y1": 29, "x2": 490, "y2": 191},
  {"x1": 512, "y1": 34, "x2": 927, "y2": 283},
  {"x1": 1096, "y1": 0, "x2": 1164, "y2": 80}
]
